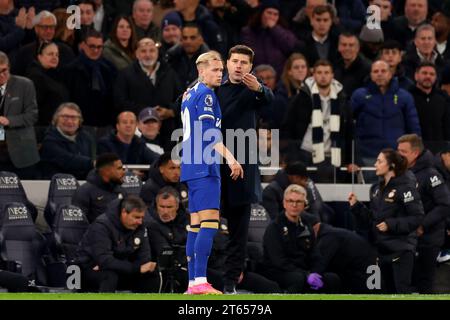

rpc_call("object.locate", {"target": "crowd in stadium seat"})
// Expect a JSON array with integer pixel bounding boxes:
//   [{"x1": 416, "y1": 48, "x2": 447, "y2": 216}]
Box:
[{"x1": 1, "y1": 0, "x2": 450, "y2": 294}]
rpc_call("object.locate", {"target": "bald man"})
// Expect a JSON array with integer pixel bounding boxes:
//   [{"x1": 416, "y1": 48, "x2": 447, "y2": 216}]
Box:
[
  {"x1": 97, "y1": 111, "x2": 159, "y2": 166},
  {"x1": 350, "y1": 60, "x2": 421, "y2": 180},
  {"x1": 114, "y1": 37, "x2": 182, "y2": 151}
]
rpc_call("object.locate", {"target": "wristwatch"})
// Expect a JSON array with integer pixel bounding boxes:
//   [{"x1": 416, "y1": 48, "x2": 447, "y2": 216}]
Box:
[{"x1": 258, "y1": 83, "x2": 264, "y2": 93}]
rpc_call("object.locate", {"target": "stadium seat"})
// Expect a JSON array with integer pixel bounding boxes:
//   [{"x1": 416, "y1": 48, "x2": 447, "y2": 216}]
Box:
[
  {"x1": 0, "y1": 202, "x2": 47, "y2": 285},
  {"x1": 246, "y1": 203, "x2": 270, "y2": 271},
  {"x1": 121, "y1": 170, "x2": 143, "y2": 195},
  {"x1": 44, "y1": 174, "x2": 80, "y2": 229},
  {"x1": 52, "y1": 204, "x2": 89, "y2": 263},
  {"x1": 0, "y1": 172, "x2": 38, "y2": 222}
]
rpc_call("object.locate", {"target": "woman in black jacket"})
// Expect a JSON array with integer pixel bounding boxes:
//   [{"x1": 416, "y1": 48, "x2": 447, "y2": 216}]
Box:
[
  {"x1": 25, "y1": 41, "x2": 70, "y2": 127},
  {"x1": 349, "y1": 148, "x2": 424, "y2": 294}
]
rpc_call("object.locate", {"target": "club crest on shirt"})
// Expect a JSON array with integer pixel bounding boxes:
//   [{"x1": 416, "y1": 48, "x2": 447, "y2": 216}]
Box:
[
  {"x1": 388, "y1": 189, "x2": 396, "y2": 199},
  {"x1": 205, "y1": 94, "x2": 213, "y2": 107}
]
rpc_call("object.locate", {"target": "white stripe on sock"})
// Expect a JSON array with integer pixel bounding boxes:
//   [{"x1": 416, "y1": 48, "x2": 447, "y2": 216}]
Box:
[{"x1": 194, "y1": 277, "x2": 208, "y2": 286}]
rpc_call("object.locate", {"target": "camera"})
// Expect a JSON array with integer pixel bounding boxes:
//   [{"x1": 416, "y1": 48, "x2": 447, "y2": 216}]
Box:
[
  {"x1": 157, "y1": 244, "x2": 187, "y2": 271},
  {"x1": 157, "y1": 244, "x2": 187, "y2": 293}
]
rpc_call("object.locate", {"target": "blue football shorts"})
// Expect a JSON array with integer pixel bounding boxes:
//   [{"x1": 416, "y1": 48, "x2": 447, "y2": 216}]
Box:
[{"x1": 186, "y1": 176, "x2": 221, "y2": 213}]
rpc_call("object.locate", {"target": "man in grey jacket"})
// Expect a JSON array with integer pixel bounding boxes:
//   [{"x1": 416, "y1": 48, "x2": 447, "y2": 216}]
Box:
[{"x1": 0, "y1": 51, "x2": 39, "y2": 179}]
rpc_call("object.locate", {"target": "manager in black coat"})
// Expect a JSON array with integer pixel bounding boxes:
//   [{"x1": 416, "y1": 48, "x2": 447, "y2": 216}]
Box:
[{"x1": 215, "y1": 45, "x2": 273, "y2": 292}]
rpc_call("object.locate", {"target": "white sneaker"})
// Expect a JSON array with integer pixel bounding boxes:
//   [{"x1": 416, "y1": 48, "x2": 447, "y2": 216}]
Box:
[{"x1": 437, "y1": 251, "x2": 450, "y2": 263}]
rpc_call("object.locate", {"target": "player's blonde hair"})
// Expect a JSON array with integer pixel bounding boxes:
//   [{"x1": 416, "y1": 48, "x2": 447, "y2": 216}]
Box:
[{"x1": 196, "y1": 51, "x2": 223, "y2": 69}]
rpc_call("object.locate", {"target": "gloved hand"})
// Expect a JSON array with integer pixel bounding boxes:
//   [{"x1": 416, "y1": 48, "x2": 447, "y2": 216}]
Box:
[{"x1": 307, "y1": 273, "x2": 323, "y2": 290}]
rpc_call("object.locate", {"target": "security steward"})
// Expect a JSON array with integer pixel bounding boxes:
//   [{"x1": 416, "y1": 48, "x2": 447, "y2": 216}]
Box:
[
  {"x1": 397, "y1": 134, "x2": 450, "y2": 293},
  {"x1": 349, "y1": 148, "x2": 424, "y2": 294},
  {"x1": 76, "y1": 195, "x2": 160, "y2": 293},
  {"x1": 262, "y1": 184, "x2": 341, "y2": 293}
]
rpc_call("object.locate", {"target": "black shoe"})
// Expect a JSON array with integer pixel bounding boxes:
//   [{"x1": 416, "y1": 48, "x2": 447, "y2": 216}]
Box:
[{"x1": 224, "y1": 282, "x2": 237, "y2": 295}]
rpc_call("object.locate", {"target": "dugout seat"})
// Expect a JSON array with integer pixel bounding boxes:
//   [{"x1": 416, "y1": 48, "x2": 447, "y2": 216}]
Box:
[
  {"x1": 246, "y1": 203, "x2": 270, "y2": 271},
  {"x1": 0, "y1": 172, "x2": 38, "y2": 222},
  {"x1": 52, "y1": 204, "x2": 89, "y2": 263},
  {"x1": 0, "y1": 202, "x2": 47, "y2": 285},
  {"x1": 44, "y1": 174, "x2": 80, "y2": 229},
  {"x1": 121, "y1": 170, "x2": 143, "y2": 195}
]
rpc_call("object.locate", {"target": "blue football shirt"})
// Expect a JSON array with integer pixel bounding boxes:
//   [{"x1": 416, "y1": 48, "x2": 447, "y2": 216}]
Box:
[{"x1": 180, "y1": 82, "x2": 222, "y2": 182}]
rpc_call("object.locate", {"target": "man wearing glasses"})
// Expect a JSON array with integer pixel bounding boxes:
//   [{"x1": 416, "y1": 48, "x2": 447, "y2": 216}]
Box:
[
  {"x1": 261, "y1": 184, "x2": 341, "y2": 293},
  {"x1": 40, "y1": 102, "x2": 96, "y2": 179},
  {"x1": 0, "y1": 51, "x2": 39, "y2": 179},
  {"x1": 10, "y1": 10, "x2": 75, "y2": 76},
  {"x1": 64, "y1": 29, "x2": 116, "y2": 127},
  {"x1": 72, "y1": 153, "x2": 127, "y2": 223}
]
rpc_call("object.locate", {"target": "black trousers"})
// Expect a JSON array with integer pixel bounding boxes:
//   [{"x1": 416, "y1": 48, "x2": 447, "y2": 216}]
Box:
[
  {"x1": 266, "y1": 270, "x2": 341, "y2": 293},
  {"x1": 413, "y1": 246, "x2": 440, "y2": 294},
  {"x1": 379, "y1": 251, "x2": 415, "y2": 294},
  {"x1": 207, "y1": 268, "x2": 281, "y2": 293},
  {"x1": 161, "y1": 269, "x2": 188, "y2": 293},
  {"x1": 221, "y1": 203, "x2": 251, "y2": 285},
  {"x1": 0, "y1": 270, "x2": 29, "y2": 292},
  {"x1": 81, "y1": 268, "x2": 161, "y2": 293}
]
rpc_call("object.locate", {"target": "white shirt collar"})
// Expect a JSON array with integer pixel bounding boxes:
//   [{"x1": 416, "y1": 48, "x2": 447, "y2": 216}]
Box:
[
  {"x1": 0, "y1": 83, "x2": 6, "y2": 95},
  {"x1": 94, "y1": 5, "x2": 104, "y2": 32},
  {"x1": 417, "y1": 48, "x2": 438, "y2": 63},
  {"x1": 312, "y1": 32, "x2": 329, "y2": 44},
  {"x1": 139, "y1": 61, "x2": 160, "y2": 85},
  {"x1": 437, "y1": 41, "x2": 447, "y2": 55}
]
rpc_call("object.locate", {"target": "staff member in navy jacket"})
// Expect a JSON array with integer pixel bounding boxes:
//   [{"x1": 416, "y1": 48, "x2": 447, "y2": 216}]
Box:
[
  {"x1": 397, "y1": 134, "x2": 450, "y2": 293},
  {"x1": 349, "y1": 148, "x2": 424, "y2": 294}
]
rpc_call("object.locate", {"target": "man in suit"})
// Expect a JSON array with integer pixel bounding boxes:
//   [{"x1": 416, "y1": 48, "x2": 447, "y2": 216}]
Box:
[{"x1": 0, "y1": 51, "x2": 39, "y2": 179}]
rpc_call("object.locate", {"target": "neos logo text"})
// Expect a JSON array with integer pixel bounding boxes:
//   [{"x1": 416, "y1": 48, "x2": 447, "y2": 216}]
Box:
[
  {"x1": 8, "y1": 207, "x2": 28, "y2": 215},
  {"x1": 0, "y1": 177, "x2": 19, "y2": 184},
  {"x1": 124, "y1": 176, "x2": 139, "y2": 184},
  {"x1": 62, "y1": 208, "x2": 83, "y2": 218},
  {"x1": 56, "y1": 178, "x2": 77, "y2": 187}
]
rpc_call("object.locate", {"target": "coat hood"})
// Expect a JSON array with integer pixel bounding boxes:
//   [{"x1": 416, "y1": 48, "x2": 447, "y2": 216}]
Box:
[{"x1": 411, "y1": 150, "x2": 435, "y2": 174}]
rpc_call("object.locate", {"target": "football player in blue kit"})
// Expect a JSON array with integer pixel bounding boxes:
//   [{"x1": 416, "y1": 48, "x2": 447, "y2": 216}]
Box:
[{"x1": 180, "y1": 51, "x2": 244, "y2": 294}]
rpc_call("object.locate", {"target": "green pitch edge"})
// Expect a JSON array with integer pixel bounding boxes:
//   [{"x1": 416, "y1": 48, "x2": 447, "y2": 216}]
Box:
[{"x1": 1, "y1": 293, "x2": 450, "y2": 300}]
